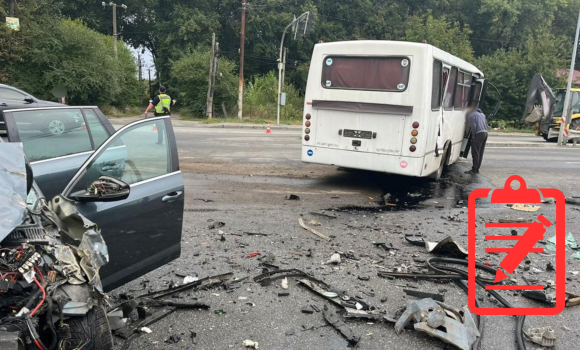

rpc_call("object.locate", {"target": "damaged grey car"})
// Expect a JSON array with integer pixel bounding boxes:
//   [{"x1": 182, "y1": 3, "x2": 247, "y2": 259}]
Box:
[{"x1": 0, "y1": 116, "x2": 184, "y2": 350}]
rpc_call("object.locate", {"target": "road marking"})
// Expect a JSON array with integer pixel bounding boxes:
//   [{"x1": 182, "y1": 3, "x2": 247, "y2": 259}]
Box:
[{"x1": 566, "y1": 162, "x2": 580, "y2": 164}]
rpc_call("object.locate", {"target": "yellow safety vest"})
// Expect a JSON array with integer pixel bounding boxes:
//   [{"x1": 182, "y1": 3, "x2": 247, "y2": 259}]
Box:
[{"x1": 155, "y1": 94, "x2": 172, "y2": 115}]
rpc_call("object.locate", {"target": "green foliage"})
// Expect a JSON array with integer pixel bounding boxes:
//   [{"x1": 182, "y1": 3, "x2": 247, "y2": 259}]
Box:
[
  {"x1": 476, "y1": 32, "x2": 567, "y2": 122},
  {"x1": 245, "y1": 71, "x2": 302, "y2": 121},
  {"x1": 9, "y1": 19, "x2": 140, "y2": 106},
  {"x1": 406, "y1": 11, "x2": 474, "y2": 61},
  {"x1": 171, "y1": 49, "x2": 238, "y2": 116}
]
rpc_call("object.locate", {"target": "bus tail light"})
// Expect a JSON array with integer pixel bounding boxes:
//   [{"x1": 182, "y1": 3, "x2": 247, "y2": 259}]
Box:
[
  {"x1": 411, "y1": 130, "x2": 418, "y2": 136},
  {"x1": 410, "y1": 145, "x2": 416, "y2": 152},
  {"x1": 305, "y1": 121, "x2": 311, "y2": 127},
  {"x1": 410, "y1": 137, "x2": 417, "y2": 144},
  {"x1": 305, "y1": 128, "x2": 311, "y2": 134},
  {"x1": 306, "y1": 113, "x2": 311, "y2": 120},
  {"x1": 304, "y1": 135, "x2": 310, "y2": 141},
  {"x1": 412, "y1": 121, "x2": 419, "y2": 128}
]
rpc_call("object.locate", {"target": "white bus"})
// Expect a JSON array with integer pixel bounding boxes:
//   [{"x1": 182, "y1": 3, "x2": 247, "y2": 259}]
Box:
[{"x1": 301, "y1": 41, "x2": 486, "y2": 180}]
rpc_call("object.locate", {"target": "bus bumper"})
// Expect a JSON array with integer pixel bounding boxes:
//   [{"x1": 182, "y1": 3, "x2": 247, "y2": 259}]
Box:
[{"x1": 301, "y1": 146, "x2": 425, "y2": 177}]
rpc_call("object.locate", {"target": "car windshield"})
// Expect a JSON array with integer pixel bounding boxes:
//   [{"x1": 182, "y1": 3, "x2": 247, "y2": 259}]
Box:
[{"x1": 552, "y1": 90, "x2": 580, "y2": 117}]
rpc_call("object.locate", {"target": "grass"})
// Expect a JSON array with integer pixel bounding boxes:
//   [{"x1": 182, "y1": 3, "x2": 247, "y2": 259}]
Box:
[
  {"x1": 180, "y1": 114, "x2": 303, "y2": 125},
  {"x1": 489, "y1": 127, "x2": 536, "y2": 133},
  {"x1": 101, "y1": 105, "x2": 143, "y2": 118}
]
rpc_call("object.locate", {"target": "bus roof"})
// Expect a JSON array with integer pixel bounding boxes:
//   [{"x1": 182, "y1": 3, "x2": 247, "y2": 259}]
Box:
[{"x1": 314, "y1": 40, "x2": 484, "y2": 77}]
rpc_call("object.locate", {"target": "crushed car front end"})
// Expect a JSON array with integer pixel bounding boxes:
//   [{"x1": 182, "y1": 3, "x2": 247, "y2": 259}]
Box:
[{"x1": 0, "y1": 143, "x2": 112, "y2": 350}]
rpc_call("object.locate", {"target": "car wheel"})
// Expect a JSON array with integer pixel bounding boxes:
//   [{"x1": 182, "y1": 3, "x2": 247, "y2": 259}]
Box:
[
  {"x1": 46, "y1": 118, "x2": 66, "y2": 135},
  {"x1": 571, "y1": 118, "x2": 580, "y2": 131},
  {"x1": 67, "y1": 304, "x2": 113, "y2": 350}
]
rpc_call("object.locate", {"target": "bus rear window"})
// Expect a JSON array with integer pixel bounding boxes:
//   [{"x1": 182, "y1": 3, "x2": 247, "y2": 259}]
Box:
[{"x1": 321, "y1": 56, "x2": 411, "y2": 92}]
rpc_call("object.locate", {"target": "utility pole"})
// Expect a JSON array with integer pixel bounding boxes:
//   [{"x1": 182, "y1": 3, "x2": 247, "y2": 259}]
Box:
[
  {"x1": 137, "y1": 53, "x2": 142, "y2": 81},
  {"x1": 559, "y1": 4, "x2": 580, "y2": 145},
  {"x1": 207, "y1": 33, "x2": 219, "y2": 119},
  {"x1": 237, "y1": 0, "x2": 247, "y2": 120},
  {"x1": 102, "y1": 2, "x2": 127, "y2": 60},
  {"x1": 8, "y1": 0, "x2": 15, "y2": 16},
  {"x1": 148, "y1": 67, "x2": 153, "y2": 99}
]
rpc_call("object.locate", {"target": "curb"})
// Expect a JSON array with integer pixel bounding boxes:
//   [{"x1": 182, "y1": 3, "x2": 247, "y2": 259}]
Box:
[{"x1": 203, "y1": 124, "x2": 301, "y2": 130}]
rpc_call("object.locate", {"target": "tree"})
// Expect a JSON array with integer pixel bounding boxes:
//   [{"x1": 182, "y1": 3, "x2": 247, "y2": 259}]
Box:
[{"x1": 406, "y1": 11, "x2": 474, "y2": 62}]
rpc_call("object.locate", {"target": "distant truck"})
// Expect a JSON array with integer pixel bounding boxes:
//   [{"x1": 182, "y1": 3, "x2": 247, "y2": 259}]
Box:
[{"x1": 523, "y1": 74, "x2": 580, "y2": 141}]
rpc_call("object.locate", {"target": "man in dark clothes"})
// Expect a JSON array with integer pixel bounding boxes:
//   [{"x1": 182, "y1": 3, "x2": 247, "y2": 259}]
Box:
[
  {"x1": 466, "y1": 102, "x2": 488, "y2": 174},
  {"x1": 144, "y1": 85, "x2": 176, "y2": 144}
]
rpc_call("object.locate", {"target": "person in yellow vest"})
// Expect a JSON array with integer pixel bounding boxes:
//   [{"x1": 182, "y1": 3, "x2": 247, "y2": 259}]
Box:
[{"x1": 144, "y1": 85, "x2": 176, "y2": 144}]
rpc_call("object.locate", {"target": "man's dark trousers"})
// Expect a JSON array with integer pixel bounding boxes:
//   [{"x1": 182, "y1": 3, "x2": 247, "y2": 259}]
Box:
[{"x1": 471, "y1": 132, "x2": 488, "y2": 173}]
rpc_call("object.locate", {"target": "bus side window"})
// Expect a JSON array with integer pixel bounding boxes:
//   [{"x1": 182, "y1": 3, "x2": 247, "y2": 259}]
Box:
[
  {"x1": 444, "y1": 68, "x2": 457, "y2": 110},
  {"x1": 470, "y1": 82, "x2": 483, "y2": 106},
  {"x1": 431, "y1": 60, "x2": 443, "y2": 110},
  {"x1": 454, "y1": 72, "x2": 472, "y2": 110}
]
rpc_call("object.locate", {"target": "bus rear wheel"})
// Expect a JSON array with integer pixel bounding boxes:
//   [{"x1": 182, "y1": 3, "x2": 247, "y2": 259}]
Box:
[{"x1": 429, "y1": 145, "x2": 450, "y2": 182}]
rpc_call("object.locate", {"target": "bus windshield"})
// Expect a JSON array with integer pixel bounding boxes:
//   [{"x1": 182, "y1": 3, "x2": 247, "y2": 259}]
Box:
[
  {"x1": 321, "y1": 56, "x2": 411, "y2": 92},
  {"x1": 553, "y1": 90, "x2": 580, "y2": 117}
]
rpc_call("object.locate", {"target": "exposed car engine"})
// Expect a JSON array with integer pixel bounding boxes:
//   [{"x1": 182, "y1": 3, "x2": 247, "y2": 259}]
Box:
[{"x1": 1, "y1": 143, "x2": 110, "y2": 350}]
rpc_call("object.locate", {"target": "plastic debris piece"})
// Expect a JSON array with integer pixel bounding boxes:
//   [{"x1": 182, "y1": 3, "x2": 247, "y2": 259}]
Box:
[
  {"x1": 323, "y1": 310, "x2": 360, "y2": 345},
  {"x1": 242, "y1": 339, "x2": 259, "y2": 348},
  {"x1": 281, "y1": 277, "x2": 289, "y2": 290},
  {"x1": 524, "y1": 327, "x2": 556, "y2": 347},
  {"x1": 309, "y1": 219, "x2": 322, "y2": 226},
  {"x1": 328, "y1": 253, "x2": 341, "y2": 264},
  {"x1": 423, "y1": 236, "x2": 468, "y2": 258},
  {"x1": 286, "y1": 194, "x2": 300, "y2": 200},
  {"x1": 140, "y1": 327, "x2": 152, "y2": 334},
  {"x1": 511, "y1": 203, "x2": 541, "y2": 212},
  {"x1": 183, "y1": 276, "x2": 199, "y2": 284},
  {"x1": 298, "y1": 218, "x2": 330, "y2": 241},
  {"x1": 246, "y1": 251, "x2": 260, "y2": 258}
]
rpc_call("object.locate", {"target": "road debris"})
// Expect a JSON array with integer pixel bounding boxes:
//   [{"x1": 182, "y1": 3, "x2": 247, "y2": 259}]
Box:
[
  {"x1": 254, "y1": 268, "x2": 323, "y2": 286},
  {"x1": 510, "y1": 203, "x2": 541, "y2": 212},
  {"x1": 286, "y1": 194, "x2": 300, "y2": 200},
  {"x1": 405, "y1": 236, "x2": 468, "y2": 258},
  {"x1": 243, "y1": 339, "x2": 259, "y2": 348},
  {"x1": 298, "y1": 218, "x2": 330, "y2": 241},
  {"x1": 243, "y1": 231, "x2": 269, "y2": 237},
  {"x1": 323, "y1": 310, "x2": 361, "y2": 345},
  {"x1": 281, "y1": 277, "x2": 289, "y2": 289},
  {"x1": 546, "y1": 232, "x2": 578, "y2": 251},
  {"x1": 524, "y1": 327, "x2": 556, "y2": 347},
  {"x1": 208, "y1": 221, "x2": 226, "y2": 229},
  {"x1": 328, "y1": 253, "x2": 342, "y2": 264},
  {"x1": 309, "y1": 211, "x2": 338, "y2": 219},
  {"x1": 309, "y1": 219, "x2": 322, "y2": 226},
  {"x1": 246, "y1": 251, "x2": 260, "y2": 258},
  {"x1": 566, "y1": 198, "x2": 580, "y2": 206},
  {"x1": 165, "y1": 334, "x2": 182, "y2": 344},
  {"x1": 393, "y1": 298, "x2": 480, "y2": 350},
  {"x1": 403, "y1": 289, "x2": 445, "y2": 302},
  {"x1": 140, "y1": 327, "x2": 152, "y2": 334}
]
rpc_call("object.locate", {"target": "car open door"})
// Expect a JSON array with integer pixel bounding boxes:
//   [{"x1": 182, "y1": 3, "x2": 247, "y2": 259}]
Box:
[
  {"x1": 59, "y1": 116, "x2": 184, "y2": 291},
  {"x1": 3, "y1": 107, "x2": 115, "y2": 199}
]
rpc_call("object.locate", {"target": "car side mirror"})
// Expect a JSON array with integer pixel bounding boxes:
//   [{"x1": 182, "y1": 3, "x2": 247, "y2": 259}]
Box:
[
  {"x1": 71, "y1": 176, "x2": 130, "y2": 203},
  {"x1": 24, "y1": 96, "x2": 34, "y2": 103}
]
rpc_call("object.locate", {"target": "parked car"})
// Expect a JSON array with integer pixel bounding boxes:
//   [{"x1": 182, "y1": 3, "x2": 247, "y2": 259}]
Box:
[
  {"x1": 0, "y1": 83, "x2": 62, "y2": 107},
  {"x1": 0, "y1": 115, "x2": 184, "y2": 349},
  {"x1": 0, "y1": 106, "x2": 116, "y2": 200}
]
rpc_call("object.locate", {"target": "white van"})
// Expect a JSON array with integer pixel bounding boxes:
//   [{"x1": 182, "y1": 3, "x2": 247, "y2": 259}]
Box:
[{"x1": 301, "y1": 41, "x2": 486, "y2": 180}]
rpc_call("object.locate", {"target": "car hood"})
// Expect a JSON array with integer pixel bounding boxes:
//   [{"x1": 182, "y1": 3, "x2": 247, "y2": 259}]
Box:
[{"x1": 0, "y1": 142, "x2": 28, "y2": 240}]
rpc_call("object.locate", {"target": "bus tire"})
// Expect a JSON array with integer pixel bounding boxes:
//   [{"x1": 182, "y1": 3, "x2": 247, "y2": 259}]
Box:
[{"x1": 430, "y1": 144, "x2": 450, "y2": 182}]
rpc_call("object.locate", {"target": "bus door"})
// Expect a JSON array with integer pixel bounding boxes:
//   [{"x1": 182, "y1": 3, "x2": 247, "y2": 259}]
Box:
[
  {"x1": 461, "y1": 78, "x2": 487, "y2": 157},
  {"x1": 435, "y1": 64, "x2": 451, "y2": 158}
]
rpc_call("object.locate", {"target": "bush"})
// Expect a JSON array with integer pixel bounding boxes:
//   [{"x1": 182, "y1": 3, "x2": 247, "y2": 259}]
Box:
[
  {"x1": 10, "y1": 19, "x2": 141, "y2": 107},
  {"x1": 171, "y1": 50, "x2": 238, "y2": 117},
  {"x1": 245, "y1": 71, "x2": 303, "y2": 121}
]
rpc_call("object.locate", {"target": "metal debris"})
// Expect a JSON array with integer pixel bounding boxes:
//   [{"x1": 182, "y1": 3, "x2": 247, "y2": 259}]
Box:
[
  {"x1": 524, "y1": 327, "x2": 556, "y2": 347},
  {"x1": 404, "y1": 289, "x2": 445, "y2": 302},
  {"x1": 394, "y1": 298, "x2": 480, "y2": 350}
]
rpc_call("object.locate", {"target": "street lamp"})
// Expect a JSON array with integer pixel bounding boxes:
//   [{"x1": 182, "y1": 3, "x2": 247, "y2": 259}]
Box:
[
  {"x1": 276, "y1": 11, "x2": 314, "y2": 125},
  {"x1": 103, "y1": 2, "x2": 127, "y2": 60}
]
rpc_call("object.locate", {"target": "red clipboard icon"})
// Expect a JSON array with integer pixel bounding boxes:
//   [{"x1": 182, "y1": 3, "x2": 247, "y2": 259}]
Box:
[{"x1": 468, "y1": 175, "x2": 566, "y2": 315}]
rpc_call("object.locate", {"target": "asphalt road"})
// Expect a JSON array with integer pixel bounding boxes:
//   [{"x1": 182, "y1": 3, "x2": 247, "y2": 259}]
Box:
[{"x1": 110, "y1": 120, "x2": 580, "y2": 350}]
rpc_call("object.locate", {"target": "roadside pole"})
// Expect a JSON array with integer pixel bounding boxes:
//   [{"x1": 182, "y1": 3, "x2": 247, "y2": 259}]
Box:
[
  {"x1": 103, "y1": 2, "x2": 127, "y2": 60},
  {"x1": 559, "y1": 3, "x2": 580, "y2": 146},
  {"x1": 148, "y1": 67, "x2": 152, "y2": 99},
  {"x1": 207, "y1": 33, "x2": 216, "y2": 119},
  {"x1": 237, "y1": 0, "x2": 247, "y2": 120}
]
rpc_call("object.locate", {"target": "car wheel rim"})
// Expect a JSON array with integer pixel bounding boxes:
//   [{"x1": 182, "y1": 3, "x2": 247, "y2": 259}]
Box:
[{"x1": 49, "y1": 120, "x2": 65, "y2": 134}]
